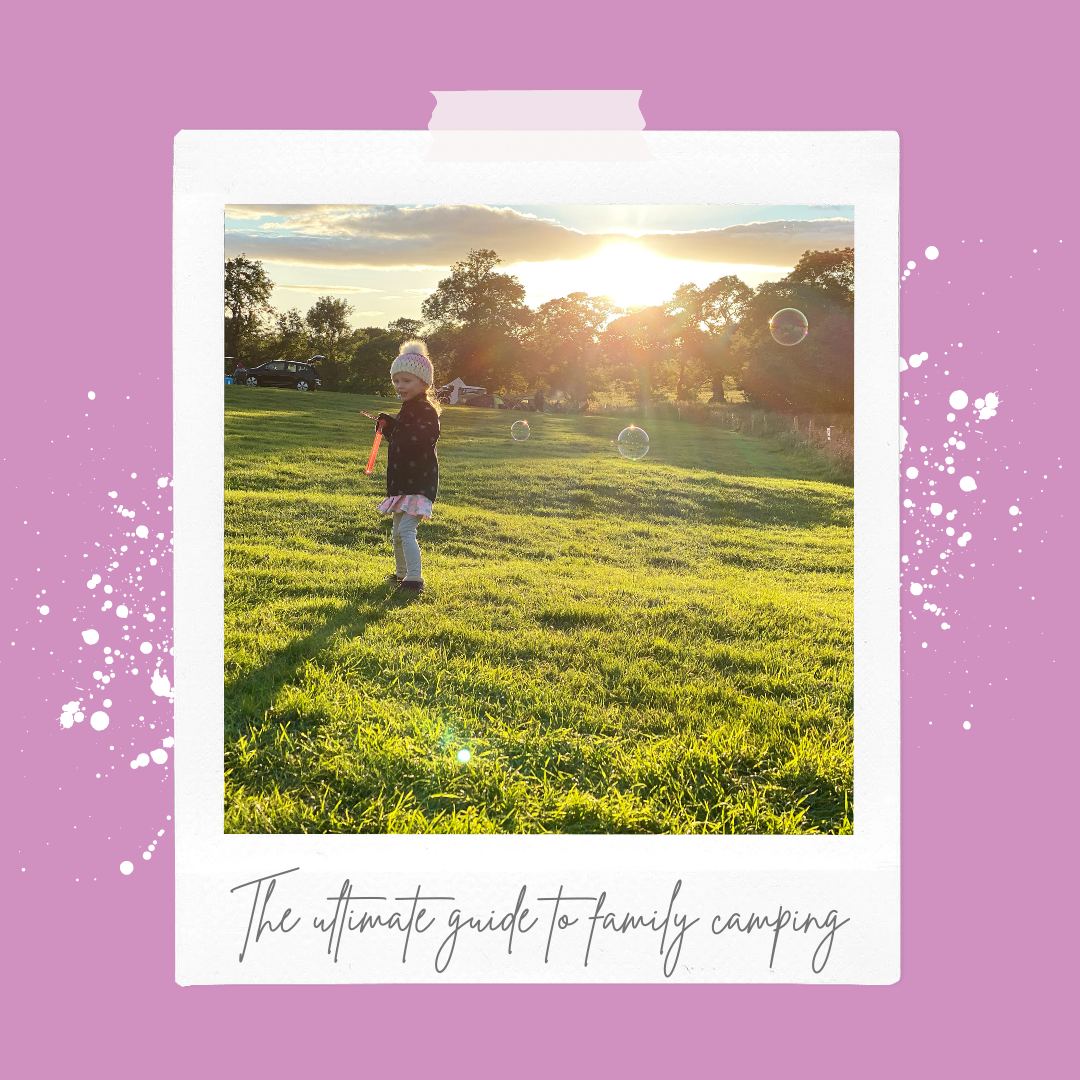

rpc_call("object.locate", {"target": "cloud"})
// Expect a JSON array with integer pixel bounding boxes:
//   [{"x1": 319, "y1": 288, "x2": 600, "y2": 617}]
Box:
[
  {"x1": 225, "y1": 204, "x2": 363, "y2": 220},
  {"x1": 225, "y1": 205, "x2": 854, "y2": 270},
  {"x1": 638, "y1": 218, "x2": 854, "y2": 266},
  {"x1": 274, "y1": 284, "x2": 382, "y2": 293}
]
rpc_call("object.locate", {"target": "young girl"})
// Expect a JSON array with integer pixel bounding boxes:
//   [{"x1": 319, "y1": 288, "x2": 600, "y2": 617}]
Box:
[{"x1": 376, "y1": 340, "x2": 441, "y2": 593}]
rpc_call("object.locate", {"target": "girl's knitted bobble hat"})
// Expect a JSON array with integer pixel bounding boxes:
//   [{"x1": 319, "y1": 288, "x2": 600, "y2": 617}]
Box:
[{"x1": 390, "y1": 339, "x2": 434, "y2": 386}]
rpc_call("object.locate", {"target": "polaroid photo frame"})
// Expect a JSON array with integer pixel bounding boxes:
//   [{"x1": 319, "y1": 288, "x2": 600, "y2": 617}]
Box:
[{"x1": 174, "y1": 128, "x2": 899, "y2": 984}]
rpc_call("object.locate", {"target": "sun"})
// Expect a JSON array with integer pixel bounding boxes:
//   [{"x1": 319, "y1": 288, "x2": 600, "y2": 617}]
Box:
[
  {"x1": 570, "y1": 242, "x2": 674, "y2": 307},
  {"x1": 510, "y1": 242, "x2": 760, "y2": 311}
]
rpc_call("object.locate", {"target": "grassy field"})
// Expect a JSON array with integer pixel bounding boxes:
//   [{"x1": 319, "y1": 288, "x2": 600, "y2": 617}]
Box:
[{"x1": 224, "y1": 388, "x2": 854, "y2": 834}]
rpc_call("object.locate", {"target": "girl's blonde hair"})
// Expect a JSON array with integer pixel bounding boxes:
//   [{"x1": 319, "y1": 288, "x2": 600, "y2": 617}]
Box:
[{"x1": 396, "y1": 338, "x2": 441, "y2": 413}]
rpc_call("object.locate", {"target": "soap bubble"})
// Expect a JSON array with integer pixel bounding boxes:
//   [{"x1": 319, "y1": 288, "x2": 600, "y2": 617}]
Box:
[
  {"x1": 769, "y1": 308, "x2": 808, "y2": 346},
  {"x1": 511, "y1": 420, "x2": 530, "y2": 442},
  {"x1": 617, "y1": 425, "x2": 650, "y2": 460}
]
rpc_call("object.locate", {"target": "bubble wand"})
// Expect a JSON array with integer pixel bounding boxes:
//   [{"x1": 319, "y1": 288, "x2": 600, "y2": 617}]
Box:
[{"x1": 365, "y1": 419, "x2": 385, "y2": 475}]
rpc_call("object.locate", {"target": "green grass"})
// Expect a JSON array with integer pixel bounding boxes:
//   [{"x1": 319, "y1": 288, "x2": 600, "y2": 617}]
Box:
[{"x1": 224, "y1": 387, "x2": 854, "y2": 834}]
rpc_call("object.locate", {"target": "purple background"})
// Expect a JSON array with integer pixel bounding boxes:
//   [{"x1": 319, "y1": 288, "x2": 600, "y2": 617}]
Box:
[{"x1": 4, "y1": 2, "x2": 1074, "y2": 1075}]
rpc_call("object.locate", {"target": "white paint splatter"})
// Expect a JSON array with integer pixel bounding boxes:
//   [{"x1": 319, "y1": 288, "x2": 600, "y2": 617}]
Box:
[
  {"x1": 930, "y1": 503, "x2": 943, "y2": 516},
  {"x1": 910, "y1": 583, "x2": 924, "y2": 596},
  {"x1": 925, "y1": 246, "x2": 939, "y2": 260},
  {"x1": 150, "y1": 748, "x2": 168, "y2": 764},
  {"x1": 139, "y1": 641, "x2": 153, "y2": 654},
  {"x1": 115, "y1": 605, "x2": 129, "y2": 618},
  {"x1": 957, "y1": 532, "x2": 973, "y2": 547},
  {"x1": 959, "y1": 476, "x2": 977, "y2": 492},
  {"x1": 151, "y1": 670, "x2": 173, "y2": 698},
  {"x1": 90, "y1": 711, "x2": 110, "y2": 731},
  {"x1": 973, "y1": 392, "x2": 1000, "y2": 420},
  {"x1": 87, "y1": 391, "x2": 96, "y2": 400},
  {"x1": 157, "y1": 477, "x2": 169, "y2": 488},
  {"x1": 135, "y1": 525, "x2": 149, "y2": 539},
  {"x1": 38, "y1": 604, "x2": 49, "y2": 615},
  {"x1": 948, "y1": 390, "x2": 969, "y2": 410},
  {"x1": 58, "y1": 701, "x2": 83, "y2": 729},
  {"x1": 1009, "y1": 506, "x2": 1020, "y2": 516},
  {"x1": 81, "y1": 628, "x2": 99, "y2": 645},
  {"x1": 163, "y1": 736, "x2": 175, "y2": 748},
  {"x1": 906, "y1": 467, "x2": 919, "y2": 479},
  {"x1": 120, "y1": 861, "x2": 134, "y2": 875},
  {"x1": 908, "y1": 352, "x2": 928, "y2": 368}
]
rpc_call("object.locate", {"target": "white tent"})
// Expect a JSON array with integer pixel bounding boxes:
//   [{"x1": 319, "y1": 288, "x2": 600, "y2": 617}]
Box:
[{"x1": 439, "y1": 377, "x2": 487, "y2": 404}]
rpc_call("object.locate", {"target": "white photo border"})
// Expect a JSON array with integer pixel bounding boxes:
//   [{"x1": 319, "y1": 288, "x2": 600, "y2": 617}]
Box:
[{"x1": 175, "y1": 130, "x2": 899, "y2": 984}]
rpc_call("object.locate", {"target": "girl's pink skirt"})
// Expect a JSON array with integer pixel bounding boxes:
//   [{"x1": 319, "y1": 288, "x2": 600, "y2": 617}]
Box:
[{"x1": 377, "y1": 494, "x2": 433, "y2": 520}]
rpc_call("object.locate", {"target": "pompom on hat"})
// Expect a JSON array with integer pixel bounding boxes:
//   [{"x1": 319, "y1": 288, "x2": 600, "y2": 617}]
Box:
[{"x1": 390, "y1": 339, "x2": 434, "y2": 386}]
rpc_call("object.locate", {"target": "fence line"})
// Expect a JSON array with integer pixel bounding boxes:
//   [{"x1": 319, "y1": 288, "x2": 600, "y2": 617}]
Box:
[{"x1": 585, "y1": 400, "x2": 854, "y2": 473}]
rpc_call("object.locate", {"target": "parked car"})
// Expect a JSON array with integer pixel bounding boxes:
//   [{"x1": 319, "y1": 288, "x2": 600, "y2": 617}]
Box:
[{"x1": 234, "y1": 360, "x2": 321, "y2": 391}]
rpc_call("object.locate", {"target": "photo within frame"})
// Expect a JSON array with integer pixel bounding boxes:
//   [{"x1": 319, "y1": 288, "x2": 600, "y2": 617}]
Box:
[
  {"x1": 176, "y1": 130, "x2": 898, "y2": 983},
  {"x1": 223, "y1": 203, "x2": 856, "y2": 837}
]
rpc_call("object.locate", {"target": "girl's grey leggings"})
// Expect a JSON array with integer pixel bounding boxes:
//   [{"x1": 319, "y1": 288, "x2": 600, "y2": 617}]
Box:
[{"x1": 392, "y1": 512, "x2": 424, "y2": 581}]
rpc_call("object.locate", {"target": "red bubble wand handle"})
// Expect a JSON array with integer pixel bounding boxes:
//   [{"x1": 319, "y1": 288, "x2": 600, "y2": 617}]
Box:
[{"x1": 365, "y1": 419, "x2": 385, "y2": 475}]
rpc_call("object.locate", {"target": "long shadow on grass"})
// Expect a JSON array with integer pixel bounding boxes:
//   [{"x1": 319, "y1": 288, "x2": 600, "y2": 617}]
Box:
[{"x1": 225, "y1": 586, "x2": 399, "y2": 739}]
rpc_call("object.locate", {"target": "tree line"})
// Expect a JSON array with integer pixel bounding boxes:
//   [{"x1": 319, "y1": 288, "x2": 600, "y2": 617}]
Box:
[{"x1": 225, "y1": 245, "x2": 854, "y2": 413}]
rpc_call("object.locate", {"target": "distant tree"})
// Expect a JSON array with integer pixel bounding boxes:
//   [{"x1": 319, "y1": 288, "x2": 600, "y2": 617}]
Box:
[
  {"x1": 344, "y1": 327, "x2": 399, "y2": 396},
  {"x1": 732, "y1": 275, "x2": 854, "y2": 413},
  {"x1": 304, "y1": 295, "x2": 355, "y2": 391},
  {"x1": 527, "y1": 292, "x2": 617, "y2": 400},
  {"x1": 600, "y1": 305, "x2": 676, "y2": 405},
  {"x1": 387, "y1": 317, "x2": 425, "y2": 342},
  {"x1": 421, "y1": 250, "x2": 532, "y2": 391},
  {"x1": 224, "y1": 254, "x2": 274, "y2": 368},
  {"x1": 271, "y1": 308, "x2": 311, "y2": 363},
  {"x1": 664, "y1": 284, "x2": 707, "y2": 400},
  {"x1": 784, "y1": 247, "x2": 854, "y2": 304},
  {"x1": 662, "y1": 276, "x2": 753, "y2": 402},
  {"x1": 421, "y1": 249, "x2": 528, "y2": 333}
]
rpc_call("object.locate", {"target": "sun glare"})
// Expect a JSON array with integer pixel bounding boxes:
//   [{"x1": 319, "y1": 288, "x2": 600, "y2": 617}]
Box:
[{"x1": 510, "y1": 243, "x2": 788, "y2": 310}]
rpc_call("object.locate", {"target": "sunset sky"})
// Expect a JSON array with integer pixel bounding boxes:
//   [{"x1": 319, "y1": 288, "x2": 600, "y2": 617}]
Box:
[{"x1": 224, "y1": 204, "x2": 855, "y2": 327}]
